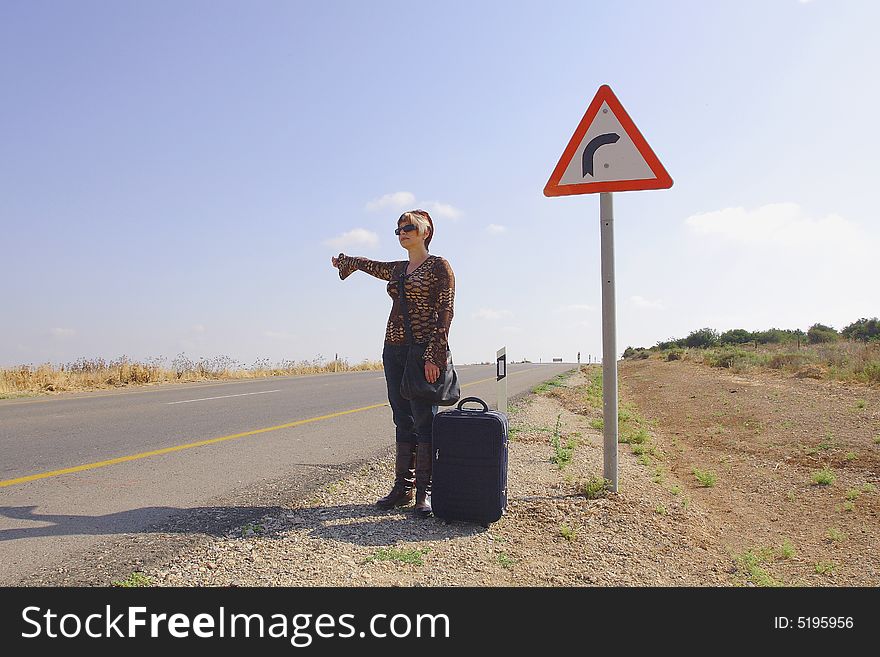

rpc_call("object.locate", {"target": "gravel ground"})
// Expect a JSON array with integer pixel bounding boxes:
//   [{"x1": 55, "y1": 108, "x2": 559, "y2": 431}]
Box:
[{"x1": 140, "y1": 368, "x2": 733, "y2": 587}]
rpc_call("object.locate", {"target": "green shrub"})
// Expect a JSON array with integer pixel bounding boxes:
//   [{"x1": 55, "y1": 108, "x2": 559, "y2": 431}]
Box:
[
  {"x1": 656, "y1": 337, "x2": 686, "y2": 350},
  {"x1": 826, "y1": 528, "x2": 846, "y2": 542},
  {"x1": 842, "y1": 317, "x2": 880, "y2": 342},
  {"x1": 685, "y1": 328, "x2": 720, "y2": 348},
  {"x1": 112, "y1": 572, "x2": 151, "y2": 588},
  {"x1": 365, "y1": 548, "x2": 429, "y2": 566},
  {"x1": 753, "y1": 328, "x2": 802, "y2": 345},
  {"x1": 736, "y1": 550, "x2": 783, "y2": 587},
  {"x1": 808, "y1": 323, "x2": 839, "y2": 344},
  {"x1": 497, "y1": 552, "x2": 516, "y2": 569},
  {"x1": 779, "y1": 540, "x2": 796, "y2": 559},
  {"x1": 815, "y1": 561, "x2": 836, "y2": 575},
  {"x1": 579, "y1": 476, "x2": 612, "y2": 499},
  {"x1": 810, "y1": 468, "x2": 835, "y2": 486},
  {"x1": 862, "y1": 363, "x2": 880, "y2": 384},
  {"x1": 704, "y1": 347, "x2": 747, "y2": 369},
  {"x1": 623, "y1": 347, "x2": 650, "y2": 360},
  {"x1": 719, "y1": 328, "x2": 754, "y2": 345},
  {"x1": 621, "y1": 428, "x2": 649, "y2": 444},
  {"x1": 693, "y1": 468, "x2": 717, "y2": 487}
]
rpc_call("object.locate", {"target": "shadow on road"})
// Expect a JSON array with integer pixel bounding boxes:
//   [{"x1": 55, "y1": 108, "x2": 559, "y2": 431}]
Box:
[
  {"x1": 0, "y1": 501, "x2": 487, "y2": 546},
  {"x1": 0, "y1": 505, "x2": 286, "y2": 541}
]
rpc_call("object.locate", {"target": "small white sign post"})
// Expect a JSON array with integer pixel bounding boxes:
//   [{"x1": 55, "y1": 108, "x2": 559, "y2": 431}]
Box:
[
  {"x1": 496, "y1": 346, "x2": 507, "y2": 414},
  {"x1": 544, "y1": 85, "x2": 673, "y2": 493}
]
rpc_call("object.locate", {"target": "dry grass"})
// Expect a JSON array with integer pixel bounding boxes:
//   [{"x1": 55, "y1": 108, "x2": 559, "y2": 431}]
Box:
[
  {"x1": 0, "y1": 355, "x2": 384, "y2": 398},
  {"x1": 645, "y1": 341, "x2": 880, "y2": 386}
]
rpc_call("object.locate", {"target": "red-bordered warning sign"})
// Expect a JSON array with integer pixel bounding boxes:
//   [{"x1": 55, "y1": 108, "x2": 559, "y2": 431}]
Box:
[{"x1": 544, "y1": 85, "x2": 672, "y2": 196}]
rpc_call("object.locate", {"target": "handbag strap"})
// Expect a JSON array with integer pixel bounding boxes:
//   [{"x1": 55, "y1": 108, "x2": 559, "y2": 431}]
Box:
[{"x1": 397, "y1": 269, "x2": 415, "y2": 346}]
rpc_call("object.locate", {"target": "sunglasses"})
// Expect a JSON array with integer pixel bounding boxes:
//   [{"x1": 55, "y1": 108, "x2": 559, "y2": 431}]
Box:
[{"x1": 394, "y1": 224, "x2": 418, "y2": 236}]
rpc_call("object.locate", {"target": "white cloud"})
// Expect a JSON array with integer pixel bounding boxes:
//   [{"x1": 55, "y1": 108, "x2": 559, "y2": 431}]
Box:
[
  {"x1": 49, "y1": 328, "x2": 75, "y2": 338},
  {"x1": 264, "y1": 330, "x2": 297, "y2": 340},
  {"x1": 557, "y1": 303, "x2": 594, "y2": 313},
  {"x1": 324, "y1": 228, "x2": 379, "y2": 250},
  {"x1": 474, "y1": 308, "x2": 513, "y2": 321},
  {"x1": 671, "y1": 201, "x2": 876, "y2": 337},
  {"x1": 684, "y1": 202, "x2": 862, "y2": 250},
  {"x1": 420, "y1": 201, "x2": 463, "y2": 221},
  {"x1": 631, "y1": 296, "x2": 664, "y2": 310},
  {"x1": 486, "y1": 224, "x2": 507, "y2": 235},
  {"x1": 366, "y1": 193, "x2": 463, "y2": 221},
  {"x1": 365, "y1": 191, "x2": 416, "y2": 212}
]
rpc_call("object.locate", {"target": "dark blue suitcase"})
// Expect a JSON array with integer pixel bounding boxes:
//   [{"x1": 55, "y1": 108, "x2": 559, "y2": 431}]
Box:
[{"x1": 431, "y1": 397, "x2": 508, "y2": 526}]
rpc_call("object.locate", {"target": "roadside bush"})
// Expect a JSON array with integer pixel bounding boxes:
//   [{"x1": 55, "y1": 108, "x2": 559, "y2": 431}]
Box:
[
  {"x1": 704, "y1": 347, "x2": 747, "y2": 368},
  {"x1": 685, "y1": 328, "x2": 720, "y2": 349},
  {"x1": 861, "y1": 362, "x2": 880, "y2": 384},
  {"x1": 719, "y1": 329, "x2": 754, "y2": 345},
  {"x1": 754, "y1": 328, "x2": 801, "y2": 345},
  {"x1": 656, "y1": 337, "x2": 686, "y2": 350},
  {"x1": 808, "y1": 323, "x2": 839, "y2": 344},
  {"x1": 666, "y1": 350, "x2": 683, "y2": 361},
  {"x1": 579, "y1": 476, "x2": 612, "y2": 499},
  {"x1": 842, "y1": 317, "x2": 880, "y2": 342}
]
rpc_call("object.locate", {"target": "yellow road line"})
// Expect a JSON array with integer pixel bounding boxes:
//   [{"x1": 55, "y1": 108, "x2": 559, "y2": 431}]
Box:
[
  {"x1": 0, "y1": 365, "x2": 548, "y2": 489},
  {"x1": 0, "y1": 402, "x2": 389, "y2": 489}
]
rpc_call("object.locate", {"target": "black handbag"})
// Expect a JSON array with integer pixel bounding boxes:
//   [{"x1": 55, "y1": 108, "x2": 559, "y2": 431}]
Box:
[{"x1": 397, "y1": 271, "x2": 460, "y2": 406}]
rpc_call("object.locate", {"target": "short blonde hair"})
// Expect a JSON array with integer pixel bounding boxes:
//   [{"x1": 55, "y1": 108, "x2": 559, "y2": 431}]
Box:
[{"x1": 398, "y1": 211, "x2": 433, "y2": 248}]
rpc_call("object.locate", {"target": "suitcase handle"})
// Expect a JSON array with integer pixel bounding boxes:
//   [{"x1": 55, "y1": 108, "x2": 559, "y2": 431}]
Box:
[{"x1": 456, "y1": 396, "x2": 489, "y2": 412}]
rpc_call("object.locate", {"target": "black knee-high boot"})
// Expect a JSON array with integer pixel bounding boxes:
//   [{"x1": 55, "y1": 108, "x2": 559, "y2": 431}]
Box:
[{"x1": 376, "y1": 442, "x2": 416, "y2": 508}]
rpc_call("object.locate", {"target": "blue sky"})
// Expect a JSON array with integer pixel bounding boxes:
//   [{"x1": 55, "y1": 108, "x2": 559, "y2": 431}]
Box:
[{"x1": 2, "y1": 0, "x2": 878, "y2": 368}]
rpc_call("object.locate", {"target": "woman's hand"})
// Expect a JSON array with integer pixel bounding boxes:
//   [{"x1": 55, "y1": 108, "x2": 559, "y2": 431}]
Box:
[
  {"x1": 331, "y1": 255, "x2": 339, "y2": 269},
  {"x1": 424, "y1": 361, "x2": 440, "y2": 384}
]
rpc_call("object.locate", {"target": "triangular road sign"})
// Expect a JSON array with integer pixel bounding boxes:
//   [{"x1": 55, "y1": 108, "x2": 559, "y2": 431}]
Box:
[{"x1": 544, "y1": 85, "x2": 673, "y2": 196}]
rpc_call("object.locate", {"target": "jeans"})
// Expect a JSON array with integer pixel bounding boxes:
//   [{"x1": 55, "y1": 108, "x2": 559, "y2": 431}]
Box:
[{"x1": 382, "y1": 343, "x2": 438, "y2": 445}]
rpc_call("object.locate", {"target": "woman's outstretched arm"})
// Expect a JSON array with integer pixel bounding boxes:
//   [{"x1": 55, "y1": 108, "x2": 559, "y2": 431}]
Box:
[{"x1": 332, "y1": 253, "x2": 400, "y2": 281}]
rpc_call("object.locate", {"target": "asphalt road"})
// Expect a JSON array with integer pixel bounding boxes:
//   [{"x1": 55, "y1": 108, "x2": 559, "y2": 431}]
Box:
[{"x1": 0, "y1": 362, "x2": 575, "y2": 585}]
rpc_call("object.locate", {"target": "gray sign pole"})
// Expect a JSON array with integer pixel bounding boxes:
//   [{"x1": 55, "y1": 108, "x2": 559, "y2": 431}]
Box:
[{"x1": 600, "y1": 192, "x2": 619, "y2": 492}]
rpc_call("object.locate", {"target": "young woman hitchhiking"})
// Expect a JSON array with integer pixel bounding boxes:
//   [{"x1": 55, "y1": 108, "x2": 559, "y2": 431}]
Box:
[{"x1": 331, "y1": 210, "x2": 455, "y2": 518}]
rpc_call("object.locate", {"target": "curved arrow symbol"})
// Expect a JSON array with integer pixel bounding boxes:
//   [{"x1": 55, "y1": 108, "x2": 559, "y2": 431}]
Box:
[{"x1": 582, "y1": 132, "x2": 620, "y2": 178}]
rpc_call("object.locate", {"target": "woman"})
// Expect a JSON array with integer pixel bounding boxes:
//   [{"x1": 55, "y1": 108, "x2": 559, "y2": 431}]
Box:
[{"x1": 331, "y1": 209, "x2": 455, "y2": 518}]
